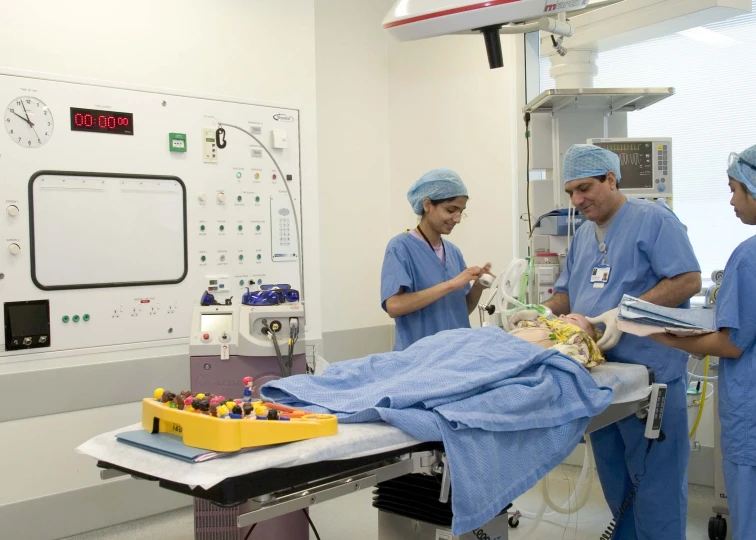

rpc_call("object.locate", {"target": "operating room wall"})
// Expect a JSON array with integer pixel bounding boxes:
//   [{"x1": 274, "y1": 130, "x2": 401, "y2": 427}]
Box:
[
  {"x1": 0, "y1": 1, "x2": 320, "y2": 538},
  {"x1": 386, "y1": 34, "x2": 520, "y2": 320},
  {"x1": 315, "y1": 0, "x2": 398, "y2": 361},
  {"x1": 316, "y1": 4, "x2": 522, "y2": 363}
]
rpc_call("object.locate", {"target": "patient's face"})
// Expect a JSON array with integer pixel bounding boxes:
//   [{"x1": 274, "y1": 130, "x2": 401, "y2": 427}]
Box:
[{"x1": 560, "y1": 314, "x2": 597, "y2": 339}]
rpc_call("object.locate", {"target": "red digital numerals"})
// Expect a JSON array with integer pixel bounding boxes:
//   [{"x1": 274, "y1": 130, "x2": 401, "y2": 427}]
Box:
[{"x1": 73, "y1": 113, "x2": 129, "y2": 130}]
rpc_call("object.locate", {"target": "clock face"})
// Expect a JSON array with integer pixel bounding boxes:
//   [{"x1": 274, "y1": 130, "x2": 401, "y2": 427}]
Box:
[{"x1": 4, "y1": 97, "x2": 54, "y2": 148}]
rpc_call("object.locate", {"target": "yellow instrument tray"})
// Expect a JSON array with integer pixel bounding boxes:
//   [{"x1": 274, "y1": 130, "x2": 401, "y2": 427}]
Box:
[{"x1": 142, "y1": 399, "x2": 338, "y2": 453}]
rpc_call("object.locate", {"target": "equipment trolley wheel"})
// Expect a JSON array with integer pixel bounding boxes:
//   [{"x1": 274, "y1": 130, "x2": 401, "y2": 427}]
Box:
[{"x1": 708, "y1": 515, "x2": 727, "y2": 540}]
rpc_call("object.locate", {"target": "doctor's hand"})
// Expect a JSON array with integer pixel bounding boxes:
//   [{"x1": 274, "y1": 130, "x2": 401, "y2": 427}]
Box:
[
  {"x1": 586, "y1": 308, "x2": 622, "y2": 351},
  {"x1": 449, "y1": 267, "x2": 483, "y2": 291},
  {"x1": 476, "y1": 263, "x2": 495, "y2": 288}
]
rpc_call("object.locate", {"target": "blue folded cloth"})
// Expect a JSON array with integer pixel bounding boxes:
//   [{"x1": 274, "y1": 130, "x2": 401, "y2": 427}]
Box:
[{"x1": 261, "y1": 326, "x2": 613, "y2": 535}]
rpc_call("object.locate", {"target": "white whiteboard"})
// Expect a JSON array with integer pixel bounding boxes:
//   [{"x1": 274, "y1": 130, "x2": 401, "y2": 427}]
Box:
[{"x1": 30, "y1": 172, "x2": 187, "y2": 290}]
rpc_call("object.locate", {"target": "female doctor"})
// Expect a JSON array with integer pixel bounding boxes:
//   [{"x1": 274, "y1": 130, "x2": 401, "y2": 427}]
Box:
[
  {"x1": 381, "y1": 168, "x2": 492, "y2": 351},
  {"x1": 652, "y1": 144, "x2": 756, "y2": 539}
]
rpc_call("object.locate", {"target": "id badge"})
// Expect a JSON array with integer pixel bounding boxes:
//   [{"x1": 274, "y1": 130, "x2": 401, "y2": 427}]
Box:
[{"x1": 591, "y1": 265, "x2": 611, "y2": 288}]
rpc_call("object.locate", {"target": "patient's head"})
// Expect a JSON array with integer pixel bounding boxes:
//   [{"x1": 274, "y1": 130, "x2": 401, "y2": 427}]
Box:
[{"x1": 560, "y1": 314, "x2": 597, "y2": 340}]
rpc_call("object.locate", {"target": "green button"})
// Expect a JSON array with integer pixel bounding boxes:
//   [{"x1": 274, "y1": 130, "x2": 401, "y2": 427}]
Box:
[
  {"x1": 201, "y1": 255, "x2": 206, "y2": 262},
  {"x1": 239, "y1": 254, "x2": 244, "y2": 261},
  {"x1": 255, "y1": 196, "x2": 260, "y2": 203},
  {"x1": 256, "y1": 225, "x2": 261, "y2": 231},
  {"x1": 83, "y1": 314, "x2": 90, "y2": 322},
  {"x1": 239, "y1": 279, "x2": 245, "y2": 286},
  {"x1": 257, "y1": 279, "x2": 263, "y2": 285},
  {"x1": 238, "y1": 225, "x2": 243, "y2": 231},
  {"x1": 256, "y1": 254, "x2": 262, "y2": 260},
  {"x1": 72, "y1": 315, "x2": 80, "y2": 323},
  {"x1": 237, "y1": 195, "x2": 242, "y2": 202},
  {"x1": 236, "y1": 172, "x2": 242, "y2": 179},
  {"x1": 200, "y1": 225, "x2": 205, "y2": 231},
  {"x1": 219, "y1": 225, "x2": 225, "y2": 231},
  {"x1": 62, "y1": 315, "x2": 70, "y2": 323}
]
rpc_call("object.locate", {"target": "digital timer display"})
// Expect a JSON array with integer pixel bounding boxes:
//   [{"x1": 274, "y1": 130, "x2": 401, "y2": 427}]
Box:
[{"x1": 70, "y1": 107, "x2": 134, "y2": 135}]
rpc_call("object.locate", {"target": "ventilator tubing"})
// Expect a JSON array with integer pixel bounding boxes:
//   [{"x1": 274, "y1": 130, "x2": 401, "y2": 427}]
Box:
[
  {"x1": 496, "y1": 258, "x2": 548, "y2": 331},
  {"x1": 514, "y1": 437, "x2": 595, "y2": 535}
]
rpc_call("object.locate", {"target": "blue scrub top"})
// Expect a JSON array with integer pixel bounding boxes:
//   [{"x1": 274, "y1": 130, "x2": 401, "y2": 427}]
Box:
[
  {"x1": 715, "y1": 234, "x2": 756, "y2": 466},
  {"x1": 381, "y1": 232, "x2": 471, "y2": 351},
  {"x1": 554, "y1": 199, "x2": 701, "y2": 383}
]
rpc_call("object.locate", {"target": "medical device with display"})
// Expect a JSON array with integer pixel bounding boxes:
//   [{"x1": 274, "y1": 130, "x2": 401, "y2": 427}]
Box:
[{"x1": 588, "y1": 137, "x2": 673, "y2": 199}]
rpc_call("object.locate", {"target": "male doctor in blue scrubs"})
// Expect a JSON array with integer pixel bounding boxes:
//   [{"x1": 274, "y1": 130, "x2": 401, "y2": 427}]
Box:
[{"x1": 517, "y1": 145, "x2": 702, "y2": 539}]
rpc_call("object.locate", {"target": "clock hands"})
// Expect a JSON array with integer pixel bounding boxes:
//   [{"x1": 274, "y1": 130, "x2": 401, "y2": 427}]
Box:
[
  {"x1": 19, "y1": 100, "x2": 41, "y2": 143},
  {"x1": 11, "y1": 110, "x2": 33, "y2": 127}
]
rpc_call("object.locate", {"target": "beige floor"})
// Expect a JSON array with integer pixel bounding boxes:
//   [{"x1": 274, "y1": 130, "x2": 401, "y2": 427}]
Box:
[{"x1": 63, "y1": 465, "x2": 722, "y2": 540}]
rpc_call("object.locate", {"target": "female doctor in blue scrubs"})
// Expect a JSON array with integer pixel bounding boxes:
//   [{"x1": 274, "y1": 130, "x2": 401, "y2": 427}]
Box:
[
  {"x1": 652, "y1": 144, "x2": 756, "y2": 539},
  {"x1": 381, "y1": 169, "x2": 491, "y2": 351},
  {"x1": 517, "y1": 145, "x2": 702, "y2": 540}
]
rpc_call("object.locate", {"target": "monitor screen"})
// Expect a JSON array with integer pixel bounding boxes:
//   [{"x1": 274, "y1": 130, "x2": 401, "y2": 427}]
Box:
[
  {"x1": 594, "y1": 141, "x2": 654, "y2": 190},
  {"x1": 200, "y1": 313, "x2": 233, "y2": 333}
]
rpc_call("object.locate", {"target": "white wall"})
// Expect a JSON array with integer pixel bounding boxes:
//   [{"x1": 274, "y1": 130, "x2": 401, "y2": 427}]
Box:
[
  {"x1": 0, "y1": 0, "x2": 320, "y2": 531},
  {"x1": 316, "y1": 3, "x2": 523, "y2": 337},
  {"x1": 315, "y1": 0, "x2": 395, "y2": 333},
  {"x1": 387, "y1": 34, "x2": 520, "y2": 323},
  {"x1": 0, "y1": 0, "x2": 322, "y2": 336},
  {"x1": 0, "y1": 1, "x2": 528, "y2": 535}
]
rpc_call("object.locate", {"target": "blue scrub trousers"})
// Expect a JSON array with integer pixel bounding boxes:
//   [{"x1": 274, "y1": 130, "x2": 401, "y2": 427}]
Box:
[
  {"x1": 722, "y1": 459, "x2": 756, "y2": 539},
  {"x1": 590, "y1": 376, "x2": 689, "y2": 540}
]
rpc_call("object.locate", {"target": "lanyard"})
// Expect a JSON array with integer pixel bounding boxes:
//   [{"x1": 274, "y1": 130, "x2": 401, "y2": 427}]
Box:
[
  {"x1": 416, "y1": 226, "x2": 446, "y2": 260},
  {"x1": 594, "y1": 224, "x2": 608, "y2": 265}
]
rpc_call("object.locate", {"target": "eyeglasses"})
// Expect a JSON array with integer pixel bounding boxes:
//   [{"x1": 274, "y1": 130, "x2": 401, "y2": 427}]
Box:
[
  {"x1": 729, "y1": 152, "x2": 756, "y2": 173},
  {"x1": 443, "y1": 208, "x2": 468, "y2": 219}
]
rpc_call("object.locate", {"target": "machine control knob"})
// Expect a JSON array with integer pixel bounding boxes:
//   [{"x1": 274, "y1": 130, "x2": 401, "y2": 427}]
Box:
[
  {"x1": 7, "y1": 205, "x2": 19, "y2": 217},
  {"x1": 657, "y1": 184, "x2": 666, "y2": 192},
  {"x1": 220, "y1": 331, "x2": 230, "y2": 343},
  {"x1": 8, "y1": 243, "x2": 21, "y2": 256},
  {"x1": 217, "y1": 191, "x2": 226, "y2": 203},
  {"x1": 198, "y1": 193, "x2": 207, "y2": 202}
]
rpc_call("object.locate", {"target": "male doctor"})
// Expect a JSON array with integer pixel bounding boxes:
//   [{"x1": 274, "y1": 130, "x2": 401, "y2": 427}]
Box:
[{"x1": 513, "y1": 144, "x2": 701, "y2": 539}]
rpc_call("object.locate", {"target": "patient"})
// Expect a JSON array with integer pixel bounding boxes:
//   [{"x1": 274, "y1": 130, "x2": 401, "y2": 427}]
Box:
[{"x1": 510, "y1": 313, "x2": 605, "y2": 369}]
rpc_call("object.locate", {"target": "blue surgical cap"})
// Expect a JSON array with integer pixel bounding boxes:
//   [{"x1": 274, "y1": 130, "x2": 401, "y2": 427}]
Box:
[
  {"x1": 407, "y1": 168, "x2": 468, "y2": 215},
  {"x1": 728, "y1": 144, "x2": 756, "y2": 198},
  {"x1": 563, "y1": 144, "x2": 622, "y2": 184}
]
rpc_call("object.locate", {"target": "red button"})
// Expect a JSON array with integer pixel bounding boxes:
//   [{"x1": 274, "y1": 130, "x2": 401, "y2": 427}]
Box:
[
  {"x1": 548, "y1": 288, "x2": 553, "y2": 293},
  {"x1": 203, "y1": 333, "x2": 210, "y2": 340},
  {"x1": 272, "y1": 174, "x2": 277, "y2": 180}
]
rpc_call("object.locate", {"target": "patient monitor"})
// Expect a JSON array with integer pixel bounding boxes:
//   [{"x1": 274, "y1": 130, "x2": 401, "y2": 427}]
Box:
[{"x1": 588, "y1": 137, "x2": 673, "y2": 199}]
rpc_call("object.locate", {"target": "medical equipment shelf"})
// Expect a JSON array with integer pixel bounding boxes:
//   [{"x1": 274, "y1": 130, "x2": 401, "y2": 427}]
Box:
[
  {"x1": 524, "y1": 87, "x2": 675, "y2": 114},
  {"x1": 96, "y1": 442, "x2": 442, "y2": 507},
  {"x1": 142, "y1": 398, "x2": 338, "y2": 453}
]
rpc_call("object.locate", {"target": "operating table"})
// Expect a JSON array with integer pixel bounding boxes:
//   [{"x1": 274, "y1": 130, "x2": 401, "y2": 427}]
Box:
[{"x1": 78, "y1": 362, "x2": 657, "y2": 538}]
